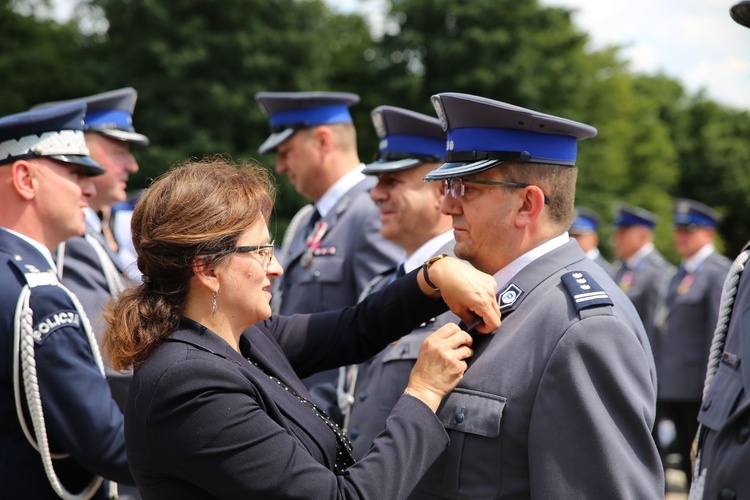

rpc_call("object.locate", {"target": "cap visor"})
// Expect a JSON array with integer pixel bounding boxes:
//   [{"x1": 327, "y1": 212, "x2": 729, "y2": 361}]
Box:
[
  {"x1": 731, "y1": 3, "x2": 750, "y2": 27},
  {"x1": 97, "y1": 129, "x2": 151, "y2": 147},
  {"x1": 362, "y1": 157, "x2": 423, "y2": 175},
  {"x1": 259, "y1": 128, "x2": 295, "y2": 154},
  {"x1": 48, "y1": 154, "x2": 106, "y2": 177},
  {"x1": 423, "y1": 158, "x2": 504, "y2": 180}
]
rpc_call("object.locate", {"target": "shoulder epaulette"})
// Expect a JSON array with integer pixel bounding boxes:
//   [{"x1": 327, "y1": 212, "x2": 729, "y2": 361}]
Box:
[{"x1": 561, "y1": 270, "x2": 613, "y2": 312}]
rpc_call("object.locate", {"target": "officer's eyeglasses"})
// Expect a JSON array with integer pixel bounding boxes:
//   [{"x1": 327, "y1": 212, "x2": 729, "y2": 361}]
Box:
[
  {"x1": 443, "y1": 178, "x2": 550, "y2": 205},
  {"x1": 227, "y1": 241, "x2": 275, "y2": 269}
]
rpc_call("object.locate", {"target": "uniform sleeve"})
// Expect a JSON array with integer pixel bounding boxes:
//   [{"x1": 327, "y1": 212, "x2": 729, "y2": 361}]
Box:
[
  {"x1": 136, "y1": 358, "x2": 448, "y2": 499},
  {"x1": 527, "y1": 314, "x2": 663, "y2": 499},
  {"x1": 30, "y1": 288, "x2": 133, "y2": 485},
  {"x1": 270, "y1": 268, "x2": 449, "y2": 377}
]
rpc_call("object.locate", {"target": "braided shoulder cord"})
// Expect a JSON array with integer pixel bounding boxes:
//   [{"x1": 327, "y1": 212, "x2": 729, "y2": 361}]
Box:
[
  {"x1": 689, "y1": 249, "x2": 750, "y2": 500},
  {"x1": 703, "y1": 249, "x2": 749, "y2": 398},
  {"x1": 12, "y1": 279, "x2": 109, "y2": 499},
  {"x1": 83, "y1": 234, "x2": 125, "y2": 300}
]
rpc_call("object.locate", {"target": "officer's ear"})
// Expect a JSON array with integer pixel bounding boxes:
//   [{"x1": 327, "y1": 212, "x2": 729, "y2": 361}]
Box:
[
  {"x1": 313, "y1": 125, "x2": 335, "y2": 155},
  {"x1": 514, "y1": 185, "x2": 546, "y2": 228},
  {"x1": 11, "y1": 160, "x2": 37, "y2": 201}
]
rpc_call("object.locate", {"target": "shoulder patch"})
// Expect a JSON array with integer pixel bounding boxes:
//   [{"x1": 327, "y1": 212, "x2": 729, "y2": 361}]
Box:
[
  {"x1": 561, "y1": 271, "x2": 613, "y2": 311},
  {"x1": 32, "y1": 310, "x2": 81, "y2": 343},
  {"x1": 498, "y1": 283, "x2": 524, "y2": 312}
]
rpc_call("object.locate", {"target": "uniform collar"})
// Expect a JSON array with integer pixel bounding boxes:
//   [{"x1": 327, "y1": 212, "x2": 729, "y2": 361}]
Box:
[
  {"x1": 625, "y1": 242, "x2": 654, "y2": 269},
  {"x1": 402, "y1": 230, "x2": 454, "y2": 274},
  {"x1": 494, "y1": 232, "x2": 569, "y2": 290},
  {"x1": 314, "y1": 164, "x2": 365, "y2": 217},
  {"x1": 0, "y1": 226, "x2": 57, "y2": 272},
  {"x1": 683, "y1": 243, "x2": 715, "y2": 274},
  {"x1": 83, "y1": 206, "x2": 102, "y2": 233}
]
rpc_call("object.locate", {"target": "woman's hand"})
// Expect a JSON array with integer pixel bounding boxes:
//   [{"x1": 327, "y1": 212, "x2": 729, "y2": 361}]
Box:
[
  {"x1": 418, "y1": 256, "x2": 500, "y2": 334},
  {"x1": 404, "y1": 324, "x2": 473, "y2": 412}
]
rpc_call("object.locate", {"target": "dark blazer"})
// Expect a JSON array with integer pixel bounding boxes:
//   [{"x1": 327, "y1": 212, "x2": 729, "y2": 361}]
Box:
[
  {"x1": 658, "y1": 251, "x2": 731, "y2": 401},
  {"x1": 0, "y1": 230, "x2": 132, "y2": 499},
  {"x1": 611, "y1": 247, "x2": 674, "y2": 356},
  {"x1": 696, "y1": 251, "x2": 750, "y2": 499},
  {"x1": 409, "y1": 241, "x2": 663, "y2": 499},
  {"x1": 60, "y1": 220, "x2": 132, "y2": 410},
  {"x1": 347, "y1": 241, "x2": 458, "y2": 460},
  {"x1": 125, "y1": 271, "x2": 450, "y2": 499}
]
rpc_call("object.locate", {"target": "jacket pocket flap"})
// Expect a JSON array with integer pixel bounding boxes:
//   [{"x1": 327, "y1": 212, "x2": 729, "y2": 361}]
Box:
[
  {"x1": 438, "y1": 388, "x2": 506, "y2": 437},
  {"x1": 697, "y1": 364, "x2": 743, "y2": 431}
]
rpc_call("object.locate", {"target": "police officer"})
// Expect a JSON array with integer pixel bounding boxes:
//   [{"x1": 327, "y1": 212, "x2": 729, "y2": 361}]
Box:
[
  {"x1": 569, "y1": 206, "x2": 611, "y2": 272},
  {"x1": 657, "y1": 198, "x2": 730, "y2": 484},
  {"x1": 689, "y1": 5, "x2": 750, "y2": 498},
  {"x1": 410, "y1": 93, "x2": 662, "y2": 498},
  {"x1": 33, "y1": 88, "x2": 149, "y2": 412},
  {"x1": 611, "y1": 202, "x2": 673, "y2": 354},
  {"x1": 255, "y1": 91, "x2": 402, "y2": 419},
  {"x1": 0, "y1": 103, "x2": 133, "y2": 498},
  {"x1": 339, "y1": 105, "x2": 458, "y2": 458}
]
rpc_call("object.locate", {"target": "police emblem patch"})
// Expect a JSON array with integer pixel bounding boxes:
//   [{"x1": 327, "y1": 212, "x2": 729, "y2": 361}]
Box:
[
  {"x1": 499, "y1": 283, "x2": 524, "y2": 312},
  {"x1": 32, "y1": 310, "x2": 81, "y2": 343}
]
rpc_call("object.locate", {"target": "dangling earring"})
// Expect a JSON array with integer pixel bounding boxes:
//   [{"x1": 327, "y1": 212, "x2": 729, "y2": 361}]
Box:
[{"x1": 212, "y1": 290, "x2": 218, "y2": 317}]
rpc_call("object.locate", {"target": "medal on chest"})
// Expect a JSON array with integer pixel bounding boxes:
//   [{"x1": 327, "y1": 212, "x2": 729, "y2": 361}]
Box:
[
  {"x1": 619, "y1": 270, "x2": 633, "y2": 292},
  {"x1": 677, "y1": 273, "x2": 694, "y2": 295},
  {"x1": 302, "y1": 221, "x2": 328, "y2": 268}
]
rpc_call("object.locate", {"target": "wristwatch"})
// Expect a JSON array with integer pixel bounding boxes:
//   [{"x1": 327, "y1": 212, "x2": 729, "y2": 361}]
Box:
[{"x1": 422, "y1": 254, "x2": 448, "y2": 291}]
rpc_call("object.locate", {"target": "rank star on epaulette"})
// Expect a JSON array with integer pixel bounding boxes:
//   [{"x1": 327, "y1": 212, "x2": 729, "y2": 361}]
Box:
[{"x1": 561, "y1": 270, "x2": 613, "y2": 311}]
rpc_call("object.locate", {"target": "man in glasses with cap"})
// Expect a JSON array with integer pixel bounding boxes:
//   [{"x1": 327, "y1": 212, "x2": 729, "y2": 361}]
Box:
[
  {"x1": 338, "y1": 105, "x2": 458, "y2": 458},
  {"x1": 569, "y1": 205, "x2": 612, "y2": 273},
  {"x1": 32, "y1": 88, "x2": 149, "y2": 413},
  {"x1": 656, "y1": 198, "x2": 730, "y2": 485},
  {"x1": 409, "y1": 93, "x2": 662, "y2": 498},
  {"x1": 255, "y1": 91, "x2": 402, "y2": 421},
  {"x1": 688, "y1": 12, "x2": 750, "y2": 500},
  {"x1": 0, "y1": 103, "x2": 134, "y2": 498}
]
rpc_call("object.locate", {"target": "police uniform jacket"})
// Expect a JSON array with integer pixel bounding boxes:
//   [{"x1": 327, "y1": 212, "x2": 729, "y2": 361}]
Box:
[
  {"x1": 277, "y1": 176, "x2": 402, "y2": 316},
  {"x1": 409, "y1": 240, "x2": 663, "y2": 499},
  {"x1": 60, "y1": 217, "x2": 132, "y2": 410},
  {"x1": 696, "y1": 254, "x2": 750, "y2": 499},
  {"x1": 611, "y1": 247, "x2": 673, "y2": 357},
  {"x1": 347, "y1": 241, "x2": 458, "y2": 460},
  {"x1": 658, "y1": 251, "x2": 731, "y2": 401},
  {"x1": 125, "y1": 271, "x2": 450, "y2": 499},
  {"x1": 0, "y1": 230, "x2": 132, "y2": 499}
]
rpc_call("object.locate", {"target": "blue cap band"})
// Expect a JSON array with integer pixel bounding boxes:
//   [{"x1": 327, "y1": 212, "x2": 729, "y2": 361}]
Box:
[
  {"x1": 447, "y1": 127, "x2": 578, "y2": 164},
  {"x1": 615, "y1": 213, "x2": 655, "y2": 228},
  {"x1": 674, "y1": 212, "x2": 716, "y2": 228},
  {"x1": 270, "y1": 104, "x2": 352, "y2": 129},
  {"x1": 379, "y1": 134, "x2": 445, "y2": 159},
  {"x1": 571, "y1": 216, "x2": 598, "y2": 232},
  {"x1": 85, "y1": 109, "x2": 133, "y2": 130}
]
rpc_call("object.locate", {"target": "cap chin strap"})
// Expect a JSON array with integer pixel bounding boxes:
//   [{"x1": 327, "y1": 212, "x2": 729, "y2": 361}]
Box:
[{"x1": 12, "y1": 278, "x2": 117, "y2": 499}]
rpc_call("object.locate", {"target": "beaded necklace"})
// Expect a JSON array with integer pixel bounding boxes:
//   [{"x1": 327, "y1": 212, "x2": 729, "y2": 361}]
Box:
[{"x1": 248, "y1": 359, "x2": 355, "y2": 474}]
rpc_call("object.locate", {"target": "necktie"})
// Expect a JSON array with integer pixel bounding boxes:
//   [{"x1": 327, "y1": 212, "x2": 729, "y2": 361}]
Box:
[
  {"x1": 305, "y1": 209, "x2": 321, "y2": 239},
  {"x1": 395, "y1": 264, "x2": 406, "y2": 279},
  {"x1": 666, "y1": 264, "x2": 687, "y2": 304}
]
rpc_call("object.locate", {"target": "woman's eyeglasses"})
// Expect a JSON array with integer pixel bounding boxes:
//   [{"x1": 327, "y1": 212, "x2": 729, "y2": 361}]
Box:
[
  {"x1": 228, "y1": 241, "x2": 275, "y2": 269},
  {"x1": 443, "y1": 177, "x2": 550, "y2": 205}
]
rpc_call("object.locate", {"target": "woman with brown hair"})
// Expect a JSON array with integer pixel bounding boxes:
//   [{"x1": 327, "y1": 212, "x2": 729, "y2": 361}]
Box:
[{"x1": 104, "y1": 156, "x2": 499, "y2": 499}]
